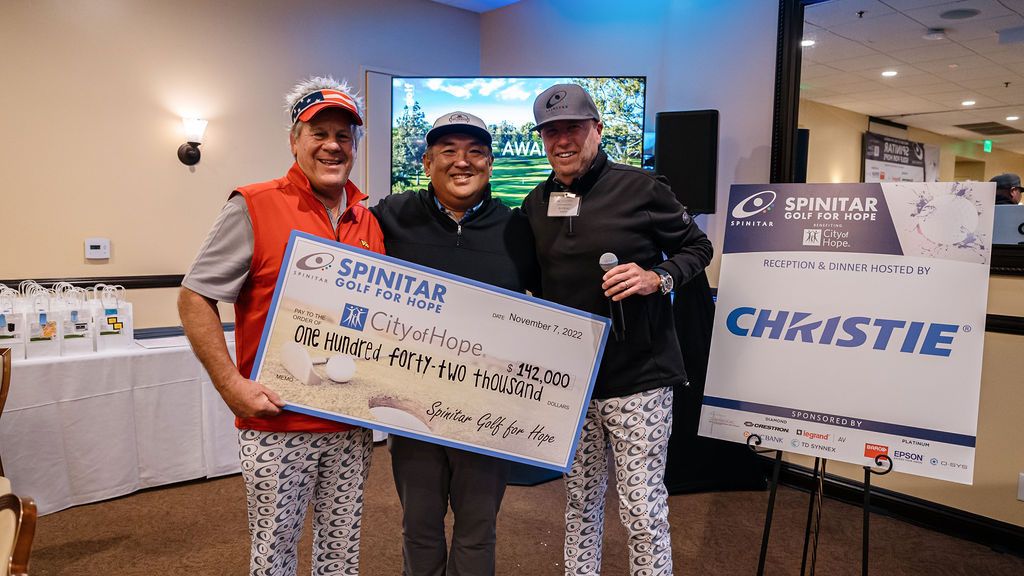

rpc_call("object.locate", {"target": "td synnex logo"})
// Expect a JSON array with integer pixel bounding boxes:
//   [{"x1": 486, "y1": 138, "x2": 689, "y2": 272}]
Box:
[
  {"x1": 726, "y1": 307, "x2": 961, "y2": 357},
  {"x1": 732, "y1": 190, "x2": 777, "y2": 219}
]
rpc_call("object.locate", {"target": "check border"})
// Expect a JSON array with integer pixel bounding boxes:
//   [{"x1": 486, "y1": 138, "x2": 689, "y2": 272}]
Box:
[{"x1": 251, "y1": 230, "x2": 611, "y2": 472}]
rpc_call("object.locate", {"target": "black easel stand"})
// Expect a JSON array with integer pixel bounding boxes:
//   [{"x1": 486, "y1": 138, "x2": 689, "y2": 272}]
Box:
[
  {"x1": 746, "y1": 434, "x2": 782, "y2": 576},
  {"x1": 862, "y1": 455, "x2": 893, "y2": 576},
  {"x1": 748, "y1": 438, "x2": 894, "y2": 576}
]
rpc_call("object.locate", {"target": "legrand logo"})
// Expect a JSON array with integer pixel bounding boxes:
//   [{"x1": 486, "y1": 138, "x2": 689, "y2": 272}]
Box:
[
  {"x1": 726, "y1": 307, "x2": 962, "y2": 357},
  {"x1": 732, "y1": 190, "x2": 777, "y2": 219}
]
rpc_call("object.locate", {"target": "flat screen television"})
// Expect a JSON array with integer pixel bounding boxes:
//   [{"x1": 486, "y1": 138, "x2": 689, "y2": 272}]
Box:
[{"x1": 391, "y1": 76, "x2": 646, "y2": 207}]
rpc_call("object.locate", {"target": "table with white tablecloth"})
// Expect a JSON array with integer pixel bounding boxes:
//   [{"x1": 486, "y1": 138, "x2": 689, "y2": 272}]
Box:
[{"x1": 0, "y1": 336, "x2": 241, "y2": 515}]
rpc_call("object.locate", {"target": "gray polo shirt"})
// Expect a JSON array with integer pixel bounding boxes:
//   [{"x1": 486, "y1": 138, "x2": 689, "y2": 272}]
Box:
[{"x1": 182, "y1": 193, "x2": 347, "y2": 303}]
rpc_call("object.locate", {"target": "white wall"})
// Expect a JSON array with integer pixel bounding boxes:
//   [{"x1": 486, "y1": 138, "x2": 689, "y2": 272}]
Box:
[
  {"x1": 0, "y1": 0, "x2": 480, "y2": 282},
  {"x1": 480, "y1": 0, "x2": 780, "y2": 284},
  {"x1": 0, "y1": 0, "x2": 481, "y2": 326}
]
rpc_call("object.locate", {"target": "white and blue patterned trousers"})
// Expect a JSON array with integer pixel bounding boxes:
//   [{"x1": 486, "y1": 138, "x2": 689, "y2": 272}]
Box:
[
  {"x1": 239, "y1": 428, "x2": 373, "y2": 576},
  {"x1": 564, "y1": 386, "x2": 674, "y2": 576}
]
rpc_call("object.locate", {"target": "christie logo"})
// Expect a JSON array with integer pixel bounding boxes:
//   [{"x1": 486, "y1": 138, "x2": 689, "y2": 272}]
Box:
[
  {"x1": 340, "y1": 304, "x2": 369, "y2": 331},
  {"x1": 864, "y1": 443, "x2": 888, "y2": 458},
  {"x1": 732, "y1": 190, "x2": 777, "y2": 219},
  {"x1": 726, "y1": 307, "x2": 961, "y2": 357},
  {"x1": 296, "y1": 252, "x2": 335, "y2": 271}
]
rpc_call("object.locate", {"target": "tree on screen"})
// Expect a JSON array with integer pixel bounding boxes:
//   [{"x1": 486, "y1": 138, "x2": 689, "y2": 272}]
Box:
[
  {"x1": 572, "y1": 77, "x2": 644, "y2": 165},
  {"x1": 392, "y1": 102, "x2": 431, "y2": 191}
]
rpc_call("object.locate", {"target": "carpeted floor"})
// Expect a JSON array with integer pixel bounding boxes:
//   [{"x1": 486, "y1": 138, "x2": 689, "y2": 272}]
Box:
[{"x1": 31, "y1": 445, "x2": 1024, "y2": 575}]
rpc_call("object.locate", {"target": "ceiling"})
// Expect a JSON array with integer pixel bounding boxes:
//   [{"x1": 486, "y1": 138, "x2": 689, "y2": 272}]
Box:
[
  {"x1": 801, "y1": 0, "x2": 1024, "y2": 154},
  {"x1": 429, "y1": 0, "x2": 519, "y2": 13}
]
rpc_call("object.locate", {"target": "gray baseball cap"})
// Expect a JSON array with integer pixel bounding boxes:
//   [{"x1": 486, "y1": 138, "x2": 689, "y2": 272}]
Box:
[
  {"x1": 532, "y1": 84, "x2": 600, "y2": 132},
  {"x1": 990, "y1": 173, "x2": 1021, "y2": 190},
  {"x1": 426, "y1": 111, "x2": 492, "y2": 146}
]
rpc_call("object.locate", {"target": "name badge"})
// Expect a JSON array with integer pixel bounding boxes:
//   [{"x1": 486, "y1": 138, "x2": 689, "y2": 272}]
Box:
[{"x1": 547, "y1": 192, "x2": 581, "y2": 217}]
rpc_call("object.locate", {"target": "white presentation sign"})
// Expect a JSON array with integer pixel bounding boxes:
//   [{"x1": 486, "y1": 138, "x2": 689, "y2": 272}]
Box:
[
  {"x1": 699, "y1": 182, "x2": 993, "y2": 484},
  {"x1": 252, "y1": 232, "x2": 610, "y2": 472}
]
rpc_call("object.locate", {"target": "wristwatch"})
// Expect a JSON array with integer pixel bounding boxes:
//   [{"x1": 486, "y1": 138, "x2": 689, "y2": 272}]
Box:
[{"x1": 653, "y1": 268, "x2": 674, "y2": 295}]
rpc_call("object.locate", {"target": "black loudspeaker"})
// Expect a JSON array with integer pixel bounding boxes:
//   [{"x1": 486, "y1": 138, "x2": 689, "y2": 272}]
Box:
[{"x1": 654, "y1": 110, "x2": 719, "y2": 214}]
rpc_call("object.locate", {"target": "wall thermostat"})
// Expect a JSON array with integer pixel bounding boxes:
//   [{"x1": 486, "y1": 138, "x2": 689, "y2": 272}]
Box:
[{"x1": 84, "y1": 237, "x2": 111, "y2": 260}]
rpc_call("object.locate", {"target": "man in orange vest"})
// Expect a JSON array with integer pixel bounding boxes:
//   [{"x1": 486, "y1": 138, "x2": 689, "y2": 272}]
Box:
[{"x1": 179, "y1": 76, "x2": 384, "y2": 576}]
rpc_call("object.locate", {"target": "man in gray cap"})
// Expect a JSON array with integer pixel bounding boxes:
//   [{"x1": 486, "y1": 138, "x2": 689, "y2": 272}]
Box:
[
  {"x1": 521, "y1": 84, "x2": 712, "y2": 576},
  {"x1": 370, "y1": 111, "x2": 538, "y2": 576},
  {"x1": 991, "y1": 173, "x2": 1021, "y2": 205}
]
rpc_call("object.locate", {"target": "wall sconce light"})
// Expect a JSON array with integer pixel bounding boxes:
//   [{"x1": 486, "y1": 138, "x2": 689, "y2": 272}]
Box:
[{"x1": 177, "y1": 117, "x2": 208, "y2": 165}]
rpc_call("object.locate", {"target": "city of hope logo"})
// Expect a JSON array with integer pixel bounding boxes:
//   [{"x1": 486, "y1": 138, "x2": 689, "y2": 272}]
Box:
[{"x1": 340, "y1": 304, "x2": 369, "y2": 331}]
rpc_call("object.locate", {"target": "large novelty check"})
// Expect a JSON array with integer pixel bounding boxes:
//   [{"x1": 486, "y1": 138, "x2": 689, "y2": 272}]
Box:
[{"x1": 252, "y1": 232, "x2": 610, "y2": 471}]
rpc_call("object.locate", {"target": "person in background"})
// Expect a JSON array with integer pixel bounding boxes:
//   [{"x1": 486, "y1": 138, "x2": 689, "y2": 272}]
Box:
[
  {"x1": 370, "y1": 111, "x2": 537, "y2": 576},
  {"x1": 521, "y1": 83, "x2": 713, "y2": 576},
  {"x1": 178, "y1": 76, "x2": 384, "y2": 576},
  {"x1": 991, "y1": 173, "x2": 1021, "y2": 205}
]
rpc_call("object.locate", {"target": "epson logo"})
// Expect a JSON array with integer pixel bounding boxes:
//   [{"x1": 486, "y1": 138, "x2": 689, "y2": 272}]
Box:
[
  {"x1": 726, "y1": 307, "x2": 960, "y2": 357},
  {"x1": 893, "y1": 450, "x2": 924, "y2": 462}
]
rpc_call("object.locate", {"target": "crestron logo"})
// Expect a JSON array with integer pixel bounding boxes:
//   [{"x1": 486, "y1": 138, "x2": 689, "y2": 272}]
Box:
[
  {"x1": 296, "y1": 252, "x2": 335, "y2": 271},
  {"x1": 745, "y1": 421, "x2": 790, "y2": 433},
  {"x1": 731, "y1": 190, "x2": 777, "y2": 219},
  {"x1": 546, "y1": 90, "x2": 567, "y2": 109},
  {"x1": 803, "y1": 229, "x2": 822, "y2": 246},
  {"x1": 340, "y1": 304, "x2": 369, "y2": 331}
]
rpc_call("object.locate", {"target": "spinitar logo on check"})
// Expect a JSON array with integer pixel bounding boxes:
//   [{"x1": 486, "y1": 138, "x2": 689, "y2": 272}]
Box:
[
  {"x1": 340, "y1": 304, "x2": 369, "y2": 331},
  {"x1": 334, "y1": 257, "x2": 448, "y2": 314}
]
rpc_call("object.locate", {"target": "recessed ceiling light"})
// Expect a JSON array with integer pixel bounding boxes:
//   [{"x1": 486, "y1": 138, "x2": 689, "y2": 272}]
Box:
[
  {"x1": 801, "y1": 39, "x2": 815, "y2": 47},
  {"x1": 923, "y1": 28, "x2": 946, "y2": 41},
  {"x1": 948, "y1": 63, "x2": 959, "y2": 69},
  {"x1": 1008, "y1": 116, "x2": 1020, "y2": 121},
  {"x1": 940, "y1": 8, "x2": 980, "y2": 20},
  {"x1": 881, "y1": 70, "x2": 898, "y2": 77},
  {"x1": 961, "y1": 100, "x2": 976, "y2": 106}
]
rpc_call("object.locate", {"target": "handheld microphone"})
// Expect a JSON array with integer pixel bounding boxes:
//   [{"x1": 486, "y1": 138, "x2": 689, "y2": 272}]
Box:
[{"x1": 599, "y1": 252, "x2": 626, "y2": 342}]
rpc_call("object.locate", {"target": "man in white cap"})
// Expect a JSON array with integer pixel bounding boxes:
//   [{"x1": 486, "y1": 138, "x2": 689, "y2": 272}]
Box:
[
  {"x1": 521, "y1": 83, "x2": 712, "y2": 576},
  {"x1": 371, "y1": 111, "x2": 538, "y2": 576},
  {"x1": 179, "y1": 76, "x2": 384, "y2": 576}
]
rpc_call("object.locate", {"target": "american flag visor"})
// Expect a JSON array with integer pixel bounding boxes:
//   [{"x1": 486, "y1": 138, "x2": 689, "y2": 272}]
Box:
[{"x1": 291, "y1": 89, "x2": 363, "y2": 125}]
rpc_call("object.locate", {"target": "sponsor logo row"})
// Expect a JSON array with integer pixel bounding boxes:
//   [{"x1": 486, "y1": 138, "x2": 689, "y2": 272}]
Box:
[{"x1": 720, "y1": 414, "x2": 970, "y2": 471}]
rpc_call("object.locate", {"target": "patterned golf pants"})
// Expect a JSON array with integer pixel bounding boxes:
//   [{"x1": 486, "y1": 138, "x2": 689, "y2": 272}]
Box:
[
  {"x1": 564, "y1": 386, "x2": 674, "y2": 576},
  {"x1": 239, "y1": 428, "x2": 373, "y2": 576}
]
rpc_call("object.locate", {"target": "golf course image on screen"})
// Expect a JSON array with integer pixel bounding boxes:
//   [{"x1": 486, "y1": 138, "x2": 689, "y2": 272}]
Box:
[{"x1": 391, "y1": 76, "x2": 646, "y2": 207}]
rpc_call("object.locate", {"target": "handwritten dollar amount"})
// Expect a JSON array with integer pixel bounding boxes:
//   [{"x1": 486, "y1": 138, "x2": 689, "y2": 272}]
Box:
[{"x1": 507, "y1": 362, "x2": 571, "y2": 388}]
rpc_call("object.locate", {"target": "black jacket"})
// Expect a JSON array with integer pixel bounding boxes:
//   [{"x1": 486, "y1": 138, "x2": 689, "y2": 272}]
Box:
[
  {"x1": 521, "y1": 151, "x2": 713, "y2": 399},
  {"x1": 369, "y1": 186, "x2": 538, "y2": 293}
]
